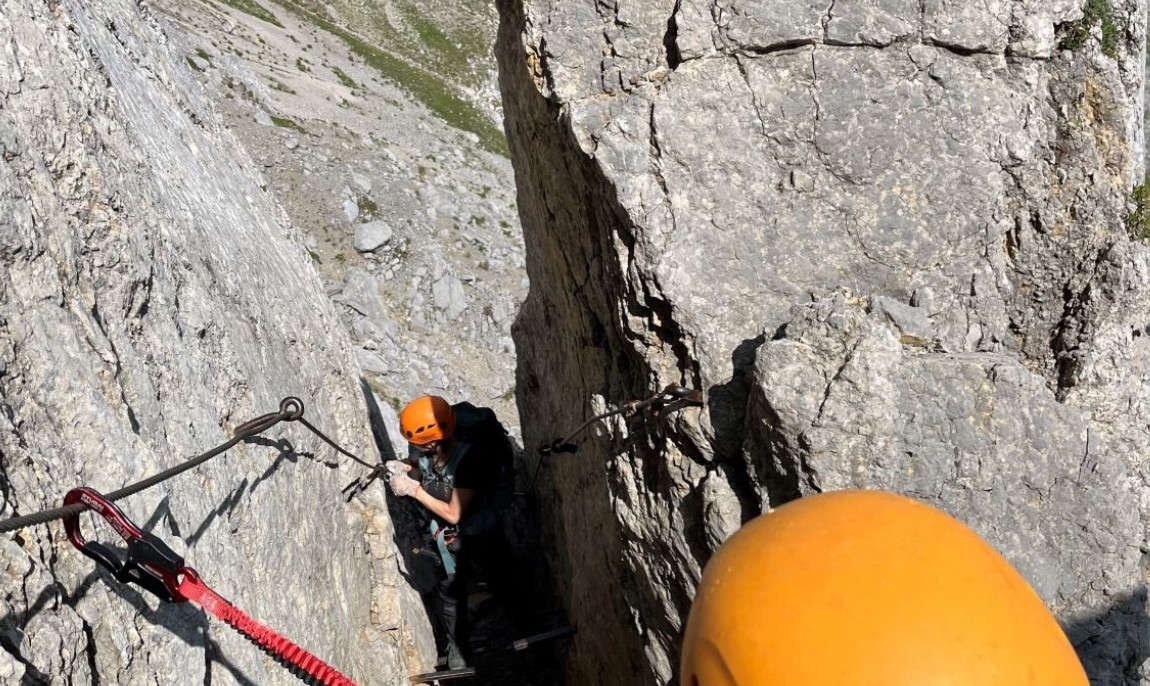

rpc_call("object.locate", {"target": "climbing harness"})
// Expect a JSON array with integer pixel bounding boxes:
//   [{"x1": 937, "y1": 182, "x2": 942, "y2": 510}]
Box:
[
  {"x1": 417, "y1": 443, "x2": 468, "y2": 573},
  {"x1": 64, "y1": 486, "x2": 360, "y2": 686},
  {"x1": 528, "y1": 384, "x2": 704, "y2": 490},
  {"x1": 430, "y1": 520, "x2": 461, "y2": 575}
]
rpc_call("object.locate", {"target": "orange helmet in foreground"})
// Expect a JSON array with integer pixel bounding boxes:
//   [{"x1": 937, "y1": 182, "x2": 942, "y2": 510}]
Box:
[
  {"x1": 681, "y1": 490, "x2": 1088, "y2": 686},
  {"x1": 399, "y1": 395, "x2": 455, "y2": 447}
]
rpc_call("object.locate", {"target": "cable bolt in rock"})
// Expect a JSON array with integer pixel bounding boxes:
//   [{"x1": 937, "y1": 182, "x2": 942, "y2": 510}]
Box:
[
  {"x1": 537, "y1": 383, "x2": 704, "y2": 457},
  {"x1": 64, "y1": 487, "x2": 360, "y2": 686},
  {"x1": 528, "y1": 384, "x2": 704, "y2": 489}
]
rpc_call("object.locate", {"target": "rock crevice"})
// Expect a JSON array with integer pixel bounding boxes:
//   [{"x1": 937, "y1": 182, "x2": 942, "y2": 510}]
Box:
[{"x1": 498, "y1": 0, "x2": 1150, "y2": 683}]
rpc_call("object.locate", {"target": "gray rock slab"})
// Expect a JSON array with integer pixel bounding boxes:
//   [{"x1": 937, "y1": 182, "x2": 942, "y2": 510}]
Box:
[
  {"x1": 351, "y1": 172, "x2": 372, "y2": 194},
  {"x1": 343, "y1": 196, "x2": 360, "y2": 223},
  {"x1": 497, "y1": 0, "x2": 1150, "y2": 683},
  {"x1": 432, "y1": 274, "x2": 467, "y2": 320},
  {"x1": 334, "y1": 269, "x2": 398, "y2": 339},
  {"x1": 354, "y1": 220, "x2": 393, "y2": 253},
  {"x1": 0, "y1": 0, "x2": 431, "y2": 682},
  {"x1": 356, "y1": 347, "x2": 390, "y2": 375}
]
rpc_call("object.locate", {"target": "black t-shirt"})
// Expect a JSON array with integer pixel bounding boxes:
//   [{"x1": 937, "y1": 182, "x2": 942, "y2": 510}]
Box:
[{"x1": 414, "y1": 441, "x2": 493, "y2": 505}]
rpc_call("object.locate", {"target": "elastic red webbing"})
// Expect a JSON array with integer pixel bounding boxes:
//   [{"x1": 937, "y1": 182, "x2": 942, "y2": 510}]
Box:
[{"x1": 178, "y1": 575, "x2": 359, "y2": 686}]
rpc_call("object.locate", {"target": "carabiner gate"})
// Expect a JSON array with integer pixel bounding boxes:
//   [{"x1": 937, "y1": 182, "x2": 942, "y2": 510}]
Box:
[{"x1": 62, "y1": 487, "x2": 187, "y2": 603}]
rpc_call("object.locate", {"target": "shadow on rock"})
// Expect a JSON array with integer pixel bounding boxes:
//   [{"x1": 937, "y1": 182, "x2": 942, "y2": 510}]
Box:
[
  {"x1": 357, "y1": 378, "x2": 437, "y2": 594},
  {"x1": 3, "y1": 405, "x2": 376, "y2": 684},
  {"x1": 705, "y1": 333, "x2": 766, "y2": 522},
  {"x1": 3, "y1": 518, "x2": 263, "y2": 684},
  {"x1": 181, "y1": 436, "x2": 302, "y2": 545},
  {"x1": 1065, "y1": 585, "x2": 1149, "y2": 685},
  {"x1": 357, "y1": 377, "x2": 398, "y2": 465}
]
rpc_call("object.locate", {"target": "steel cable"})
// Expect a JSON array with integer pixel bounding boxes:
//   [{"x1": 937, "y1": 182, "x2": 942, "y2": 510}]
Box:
[{"x1": 0, "y1": 397, "x2": 374, "y2": 534}]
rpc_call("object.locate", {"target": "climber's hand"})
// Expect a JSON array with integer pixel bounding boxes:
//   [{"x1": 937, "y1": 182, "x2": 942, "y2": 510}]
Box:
[
  {"x1": 384, "y1": 460, "x2": 412, "y2": 477},
  {"x1": 388, "y1": 472, "x2": 420, "y2": 497}
]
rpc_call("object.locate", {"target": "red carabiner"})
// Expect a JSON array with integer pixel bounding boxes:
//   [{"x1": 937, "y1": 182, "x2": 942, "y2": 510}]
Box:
[
  {"x1": 62, "y1": 487, "x2": 188, "y2": 603},
  {"x1": 63, "y1": 487, "x2": 362, "y2": 686}
]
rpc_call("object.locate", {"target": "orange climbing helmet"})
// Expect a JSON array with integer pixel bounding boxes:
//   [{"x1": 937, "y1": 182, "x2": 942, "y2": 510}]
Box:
[
  {"x1": 680, "y1": 490, "x2": 1089, "y2": 686},
  {"x1": 399, "y1": 395, "x2": 456, "y2": 447}
]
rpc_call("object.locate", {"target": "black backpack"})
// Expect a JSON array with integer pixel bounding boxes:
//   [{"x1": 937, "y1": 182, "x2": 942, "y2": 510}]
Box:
[
  {"x1": 414, "y1": 403, "x2": 516, "y2": 566},
  {"x1": 450, "y1": 401, "x2": 516, "y2": 500}
]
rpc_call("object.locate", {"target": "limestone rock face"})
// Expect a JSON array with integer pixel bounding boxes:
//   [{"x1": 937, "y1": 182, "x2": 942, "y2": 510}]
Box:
[
  {"x1": 496, "y1": 0, "x2": 1150, "y2": 684},
  {"x1": 0, "y1": 0, "x2": 431, "y2": 683}
]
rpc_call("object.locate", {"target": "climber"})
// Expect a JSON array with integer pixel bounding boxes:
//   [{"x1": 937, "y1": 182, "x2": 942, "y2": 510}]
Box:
[
  {"x1": 680, "y1": 489, "x2": 1090, "y2": 685},
  {"x1": 386, "y1": 395, "x2": 519, "y2": 672}
]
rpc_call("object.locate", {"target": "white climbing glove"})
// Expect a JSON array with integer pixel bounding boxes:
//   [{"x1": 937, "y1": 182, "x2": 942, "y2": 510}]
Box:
[
  {"x1": 384, "y1": 460, "x2": 411, "y2": 477},
  {"x1": 388, "y1": 471, "x2": 420, "y2": 497}
]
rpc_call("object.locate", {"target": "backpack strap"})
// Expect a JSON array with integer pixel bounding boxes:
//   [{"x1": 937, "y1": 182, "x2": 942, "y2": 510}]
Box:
[
  {"x1": 418, "y1": 442, "x2": 469, "y2": 492},
  {"x1": 420, "y1": 443, "x2": 472, "y2": 573},
  {"x1": 448, "y1": 441, "x2": 469, "y2": 474}
]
